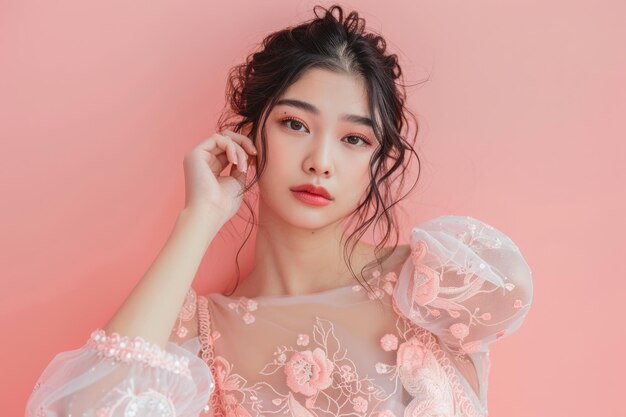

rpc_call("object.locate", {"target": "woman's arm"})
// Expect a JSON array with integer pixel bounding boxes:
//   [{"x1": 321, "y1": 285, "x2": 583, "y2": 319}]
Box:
[
  {"x1": 26, "y1": 131, "x2": 254, "y2": 416},
  {"x1": 25, "y1": 209, "x2": 223, "y2": 417},
  {"x1": 103, "y1": 206, "x2": 224, "y2": 349}
]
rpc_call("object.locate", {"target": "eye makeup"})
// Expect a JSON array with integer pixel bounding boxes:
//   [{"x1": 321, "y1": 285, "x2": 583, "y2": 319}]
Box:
[{"x1": 278, "y1": 115, "x2": 373, "y2": 147}]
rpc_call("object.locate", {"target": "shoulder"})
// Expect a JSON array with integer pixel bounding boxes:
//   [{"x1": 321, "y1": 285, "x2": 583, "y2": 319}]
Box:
[
  {"x1": 393, "y1": 213, "x2": 533, "y2": 347},
  {"x1": 408, "y1": 214, "x2": 531, "y2": 280}
]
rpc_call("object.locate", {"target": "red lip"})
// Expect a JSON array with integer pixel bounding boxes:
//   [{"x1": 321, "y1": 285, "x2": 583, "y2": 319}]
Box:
[{"x1": 290, "y1": 183, "x2": 333, "y2": 200}]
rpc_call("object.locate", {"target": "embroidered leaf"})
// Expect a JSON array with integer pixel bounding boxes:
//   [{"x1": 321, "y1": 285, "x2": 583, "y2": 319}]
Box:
[
  {"x1": 287, "y1": 393, "x2": 315, "y2": 417},
  {"x1": 259, "y1": 362, "x2": 283, "y2": 376},
  {"x1": 313, "y1": 317, "x2": 341, "y2": 360}
]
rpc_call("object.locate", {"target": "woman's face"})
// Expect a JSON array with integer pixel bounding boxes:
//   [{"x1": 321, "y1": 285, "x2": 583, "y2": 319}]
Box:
[{"x1": 256, "y1": 67, "x2": 379, "y2": 230}]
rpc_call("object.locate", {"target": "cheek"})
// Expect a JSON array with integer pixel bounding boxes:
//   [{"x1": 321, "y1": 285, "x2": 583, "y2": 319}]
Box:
[
  {"x1": 259, "y1": 128, "x2": 301, "y2": 183},
  {"x1": 342, "y1": 162, "x2": 372, "y2": 198},
  {"x1": 265, "y1": 140, "x2": 298, "y2": 175}
]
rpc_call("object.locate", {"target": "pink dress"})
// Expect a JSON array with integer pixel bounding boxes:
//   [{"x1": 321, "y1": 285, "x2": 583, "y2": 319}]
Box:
[{"x1": 25, "y1": 215, "x2": 533, "y2": 417}]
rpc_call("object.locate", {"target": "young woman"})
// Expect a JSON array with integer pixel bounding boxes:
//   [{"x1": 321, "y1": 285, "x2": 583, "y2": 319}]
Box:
[{"x1": 25, "y1": 5, "x2": 533, "y2": 417}]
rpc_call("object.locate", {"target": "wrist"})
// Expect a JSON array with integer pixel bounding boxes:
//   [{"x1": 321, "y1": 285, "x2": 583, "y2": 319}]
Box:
[{"x1": 177, "y1": 206, "x2": 225, "y2": 241}]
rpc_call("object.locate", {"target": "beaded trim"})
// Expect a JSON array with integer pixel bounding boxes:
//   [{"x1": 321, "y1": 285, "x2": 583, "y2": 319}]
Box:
[{"x1": 87, "y1": 329, "x2": 192, "y2": 380}]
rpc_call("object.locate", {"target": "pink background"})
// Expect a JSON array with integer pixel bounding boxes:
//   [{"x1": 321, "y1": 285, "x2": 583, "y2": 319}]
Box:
[{"x1": 1, "y1": 0, "x2": 624, "y2": 415}]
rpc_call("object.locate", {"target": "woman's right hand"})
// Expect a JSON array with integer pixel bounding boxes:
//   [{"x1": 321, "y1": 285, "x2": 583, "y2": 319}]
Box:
[{"x1": 182, "y1": 128, "x2": 257, "y2": 224}]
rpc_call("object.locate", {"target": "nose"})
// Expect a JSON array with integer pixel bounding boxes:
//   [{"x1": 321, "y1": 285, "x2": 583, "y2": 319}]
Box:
[{"x1": 303, "y1": 135, "x2": 335, "y2": 176}]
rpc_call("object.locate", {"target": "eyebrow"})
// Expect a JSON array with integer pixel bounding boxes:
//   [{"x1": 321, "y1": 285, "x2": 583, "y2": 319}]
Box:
[{"x1": 275, "y1": 98, "x2": 374, "y2": 129}]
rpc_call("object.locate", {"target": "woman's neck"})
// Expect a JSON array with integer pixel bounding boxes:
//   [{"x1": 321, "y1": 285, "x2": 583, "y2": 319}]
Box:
[{"x1": 230, "y1": 227, "x2": 409, "y2": 298}]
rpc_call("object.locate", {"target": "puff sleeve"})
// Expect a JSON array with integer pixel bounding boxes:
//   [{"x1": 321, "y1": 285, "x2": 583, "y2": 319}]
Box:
[
  {"x1": 24, "y1": 288, "x2": 215, "y2": 417},
  {"x1": 392, "y1": 215, "x2": 534, "y2": 356}
]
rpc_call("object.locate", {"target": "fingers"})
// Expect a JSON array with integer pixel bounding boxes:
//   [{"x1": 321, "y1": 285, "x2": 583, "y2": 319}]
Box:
[
  {"x1": 192, "y1": 129, "x2": 258, "y2": 173},
  {"x1": 220, "y1": 129, "x2": 258, "y2": 157},
  {"x1": 217, "y1": 135, "x2": 248, "y2": 172},
  {"x1": 218, "y1": 130, "x2": 258, "y2": 173}
]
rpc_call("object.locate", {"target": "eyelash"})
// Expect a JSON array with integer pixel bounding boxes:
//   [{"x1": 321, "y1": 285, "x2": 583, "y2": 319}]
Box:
[{"x1": 279, "y1": 116, "x2": 372, "y2": 147}]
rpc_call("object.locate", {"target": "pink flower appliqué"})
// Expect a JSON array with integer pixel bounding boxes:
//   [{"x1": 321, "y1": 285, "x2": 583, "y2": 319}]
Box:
[
  {"x1": 396, "y1": 337, "x2": 427, "y2": 380},
  {"x1": 352, "y1": 396, "x2": 368, "y2": 413},
  {"x1": 380, "y1": 334, "x2": 398, "y2": 351},
  {"x1": 410, "y1": 240, "x2": 441, "y2": 306},
  {"x1": 297, "y1": 334, "x2": 310, "y2": 346},
  {"x1": 449, "y1": 322, "x2": 470, "y2": 340},
  {"x1": 176, "y1": 326, "x2": 188, "y2": 338},
  {"x1": 284, "y1": 348, "x2": 334, "y2": 396},
  {"x1": 211, "y1": 356, "x2": 254, "y2": 417},
  {"x1": 228, "y1": 297, "x2": 257, "y2": 325}
]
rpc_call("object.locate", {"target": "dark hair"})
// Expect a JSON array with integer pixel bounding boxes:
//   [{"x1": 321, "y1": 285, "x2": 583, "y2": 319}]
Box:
[{"x1": 216, "y1": 4, "x2": 424, "y2": 295}]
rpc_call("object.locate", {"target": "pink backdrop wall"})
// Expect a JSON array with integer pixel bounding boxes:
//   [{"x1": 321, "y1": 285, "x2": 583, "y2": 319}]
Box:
[{"x1": 1, "y1": 0, "x2": 624, "y2": 415}]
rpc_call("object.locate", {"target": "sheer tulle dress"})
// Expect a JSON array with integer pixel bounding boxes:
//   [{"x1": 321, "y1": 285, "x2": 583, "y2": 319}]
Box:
[{"x1": 25, "y1": 215, "x2": 533, "y2": 417}]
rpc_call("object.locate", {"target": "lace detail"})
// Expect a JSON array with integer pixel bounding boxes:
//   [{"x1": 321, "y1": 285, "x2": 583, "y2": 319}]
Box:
[
  {"x1": 93, "y1": 386, "x2": 176, "y2": 417},
  {"x1": 197, "y1": 305, "x2": 479, "y2": 417},
  {"x1": 186, "y1": 215, "x2": 533, "y2": 416},
  {"x1": 404, "y1": 236, "x2": 527, "y2": 357},
  {"x1": 86, "y1": 329, "x2": 192, "y2": 379},
  {"x1": 227, "y1": 297, "x2": 258, "y2": 324},
  {"x1": 204, "y1": 317, "x2": 399, "y2": 416},
  {"x1": 198, "y1": 295, "x2": 220, "y2": 416},
  {"x1": 352, "y1": 269, "x2": 397, "y2": 299},
  {"x1": 393, "y1": 215, "x2": 533, "y2": 363},
  {"x1": 171, "y1": 287, "x2": 198, "y2": 338},
  {"x1": 391, "y1": 302, "x2": 480, "y2": 417},
  {"x1": 350, "y1": 273, "x2": 480, "y2": 416}
]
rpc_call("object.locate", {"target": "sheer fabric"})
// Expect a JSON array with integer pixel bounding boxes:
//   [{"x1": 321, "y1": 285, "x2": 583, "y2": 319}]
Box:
[{"x1": 25, "y1": 215, "x2": 533, "y2": 417}]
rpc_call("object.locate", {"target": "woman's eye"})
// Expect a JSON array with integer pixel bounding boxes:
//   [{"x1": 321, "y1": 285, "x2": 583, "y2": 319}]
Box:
[
  {"x1": 280, "y1": 117, "x2": 371, "y2": 147},
  {"x1": 344, "y1": 136, "x2": 370, "y2": 147},
  {"x1": 282, "y1": 117, "x2": 308, "y2": 132}
]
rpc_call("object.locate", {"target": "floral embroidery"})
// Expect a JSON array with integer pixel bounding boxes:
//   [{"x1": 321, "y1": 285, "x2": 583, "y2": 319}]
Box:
[
  {"x1": 396, "y1": 337, "x2": 427, "y2": 392},
  {"x1": 410, "y1": 240, "x2": 441, "y2": 306},
  {"x1": 284, "y1": 348, "x2": 334, "y2": 396},
  {"x1": 212, "y1": 356, "x2": 255, "y2": 417},
  {"x1": 202, "y1": 306, "x2": 482, "y2": 417},
  {"x1": 92, "y1": 379, "x2": 176, "y2": 417},
  {"x1": 297, "y1": 334, "x2": 310, "y2": 346},
  {"x1": 122, "y1": 390, "x2": 176, "y2": 417},
  {"x1": 373, "y1": 317, "x2": 478, "y2": 417},
  {"x1": 205, "y1": 317, "x2": 397, "y2": 416},
  {"x1": 171, "y1": 287, "x2": 197, "y2": 338},
  {"x1": 352, "y1": 396, "x2": 369, "y2": 413},
  {"x1": 352, "y1": 268, "x2": 398, "y2": 299},
  {"x1": 402, "y1": 235, "x2": 526, "y2": 360},
  {"x1": 454, "y1": 219, "x2": 503, "y2": 253},
  {"x1": 227, "y1": 297, "x2": 258, "y2": 324},
  {"x1": 449, "y1": 323, "x2": 470, "y2": 340},
  {"x1": 196, "y1": 216, "x2": 533, "y2": 416},
  {"x1": 380, "y1": 334, "x2": 398, "y2": 351}
]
